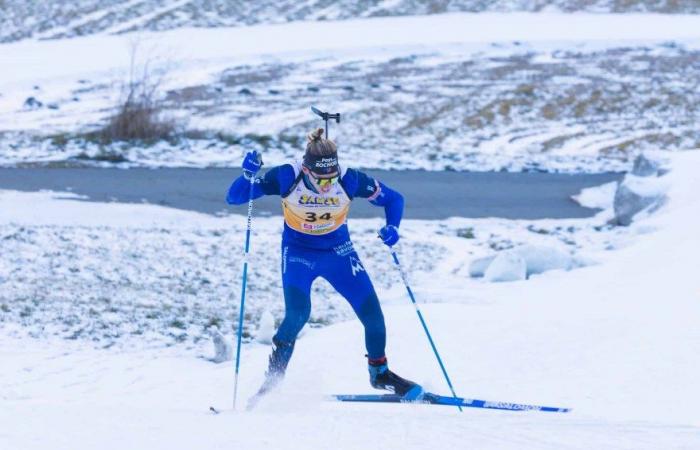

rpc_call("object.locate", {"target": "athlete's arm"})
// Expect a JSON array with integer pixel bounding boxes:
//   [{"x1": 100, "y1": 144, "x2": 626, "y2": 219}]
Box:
[
  {"x1": 226, "y1": 164, "x2": 296, "y2": 205},
  {"x1": 342, "y1": 168, "x2": 404, "y2": 228}
]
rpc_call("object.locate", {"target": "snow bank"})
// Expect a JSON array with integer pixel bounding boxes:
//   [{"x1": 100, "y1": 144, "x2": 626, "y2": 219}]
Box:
[
  {"x1": 472, "y1": 244, "x2": 576, "y2": 281},
  {"x1": 483, "y1": 250, "x2": 527, "y2": 282},
  {"x1": 571, "y1": 181, "x2": 617, "y2": 211}
]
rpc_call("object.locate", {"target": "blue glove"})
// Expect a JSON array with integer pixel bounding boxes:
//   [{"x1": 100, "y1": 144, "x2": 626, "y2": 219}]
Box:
[
  {"x1": 378, "y1": 225, "x2": 399, "y2": 247},
  {"x1": 242, "y1": 151, "x2": 263, "y2": 179}
]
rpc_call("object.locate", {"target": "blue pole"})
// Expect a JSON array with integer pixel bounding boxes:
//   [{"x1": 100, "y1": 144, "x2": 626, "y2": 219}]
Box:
[
  {"x1": 390, "y1": 249, "x2": 462, "y2": 412},
  {"x1": 233, "y1": 177, "x2": 256, "y2": 410}
]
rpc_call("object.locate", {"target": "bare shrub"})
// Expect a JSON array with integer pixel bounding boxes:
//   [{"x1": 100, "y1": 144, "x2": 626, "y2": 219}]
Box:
[{"x1": 98, "y1": 41, "x2": 177, "y2": 143}]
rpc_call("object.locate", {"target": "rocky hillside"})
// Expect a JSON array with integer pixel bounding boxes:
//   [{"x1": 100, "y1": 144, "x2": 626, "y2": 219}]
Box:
[{"x1": 2, "y1": 0, "x2": 699, "y2": 43}]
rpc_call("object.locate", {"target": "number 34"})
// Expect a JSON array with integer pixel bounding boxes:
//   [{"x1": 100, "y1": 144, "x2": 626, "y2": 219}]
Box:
[{"x1": 305, "y1": 212, "x2": 332, "y2": 222}]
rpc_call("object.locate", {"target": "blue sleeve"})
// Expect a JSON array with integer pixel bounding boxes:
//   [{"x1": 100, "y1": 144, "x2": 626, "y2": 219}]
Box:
[
  {"x1": 342, "y1": 168, "x2": 404, "y2": 228},
  {"x1": 226, "y1": 164, "x2": 296, "y2": 205}
]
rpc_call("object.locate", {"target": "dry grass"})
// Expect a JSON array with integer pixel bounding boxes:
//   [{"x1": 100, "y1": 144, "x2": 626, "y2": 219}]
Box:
[{"x1": 97, "y1": 44, "x2": 178, "y2": 143}]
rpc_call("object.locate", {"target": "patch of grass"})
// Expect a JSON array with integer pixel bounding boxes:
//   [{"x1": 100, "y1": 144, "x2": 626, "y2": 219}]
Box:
[
  {"x1": 527, "y1": 225, "x2": 551, "y2": 235},
  {"x1": 74, "y1": 151, "x2": 128, "y2": 163},
  {"x1": 456, "y1": 227, "x2": 476, "y2": 239},
  {"x1": 169, "y1": 319, "x2": 187, "y2": 329},
  {"x1": 206, "y1": 316, "x2": 222, "y2": 329}
]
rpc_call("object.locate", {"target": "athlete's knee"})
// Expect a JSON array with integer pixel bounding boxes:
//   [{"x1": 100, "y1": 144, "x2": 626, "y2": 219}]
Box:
[
  {"x1": 355, "y1": 293, "x2": 386, "y2": 334},
  {"x1": 279, "y1": 286, "x2": 311, "y2": 336}
]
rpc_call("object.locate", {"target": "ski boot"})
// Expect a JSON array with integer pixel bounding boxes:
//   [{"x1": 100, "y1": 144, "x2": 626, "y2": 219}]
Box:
[
  {"x1": 247, "y1": 338, "x2": 295, "y2": 410},
  {"x1": 368, "y1": 356, "x2": 424, "y2": 400}
]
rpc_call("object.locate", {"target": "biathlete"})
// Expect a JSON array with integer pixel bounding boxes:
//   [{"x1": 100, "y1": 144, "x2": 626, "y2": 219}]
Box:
[{"x1": 226, "y1": 128, "x2": 421, "y2": 403}]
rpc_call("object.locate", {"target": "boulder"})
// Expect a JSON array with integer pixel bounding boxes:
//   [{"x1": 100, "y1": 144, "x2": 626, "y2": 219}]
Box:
[
  {"x1": 256, "y1": 310, "x2": 276, "y2": 344},
  {"x1": 468, "y1": 254, "x2": 496, "y2": 278},
  {"x1": 471, "y1": 245, "x2": 574, "y2": 281},
  {"x1": 207, "y1": 327, "x2": 232, "y2": 363},
  {"x1": 613, "y1": 175, "x2": 667, "y2": 226},
  {"x1": 483, "y1": 251, "x2": 526, "y2": 282},
  {"x1": 512, "y1": 245, "x2": 574, "y2": 276},
  {"x1": 631, "y1": 154, "x2": 660, "y2": 177},
  {"x1": 24, "y1": 96, "x2": 43, "y2": 109}
]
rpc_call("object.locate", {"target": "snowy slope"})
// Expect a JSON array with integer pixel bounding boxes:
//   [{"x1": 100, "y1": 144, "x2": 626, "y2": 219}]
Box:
[
  {"x1": 2, "y1": 0, "x2": 699, "y2": 44},
  {"x1": 1, "y1": 150, "x2": 699, "y2": 449},
  {"x1": 2, "y1": 13, "x2": 700, "y2": 171}
]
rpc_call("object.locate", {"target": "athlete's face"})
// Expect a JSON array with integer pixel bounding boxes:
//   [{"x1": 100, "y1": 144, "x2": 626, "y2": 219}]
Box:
[{"x1": 303, "y1": 167, "x2": 339, "y2": 193}]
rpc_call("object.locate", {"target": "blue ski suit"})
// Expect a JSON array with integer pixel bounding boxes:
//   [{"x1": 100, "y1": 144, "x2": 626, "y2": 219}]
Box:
[{"x1": 226, "y1": 162, "x2": 403, "y2": 359}]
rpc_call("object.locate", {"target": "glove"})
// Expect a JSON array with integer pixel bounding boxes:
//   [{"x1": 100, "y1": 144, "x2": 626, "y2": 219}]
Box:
[
  {"x1": 378, "y1": 225, "x2": 400, "y2": 247},
  {"x1": 242, "y1": 151, "x2": 263, "y2": 179}
]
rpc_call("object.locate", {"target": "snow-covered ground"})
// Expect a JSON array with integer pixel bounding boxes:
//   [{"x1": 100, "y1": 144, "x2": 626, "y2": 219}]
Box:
[
  {"x1": 3, "y1": 0, "x2": 699, "y2": 44},
  {"x1": 2, "y1": 150, "x2": 699, "y2": 449},
  {"x1": 2, "y1": 13, "x2": 700, "y2": 171},
  {"x1": 0, "y1": 187, "x2": 613, "y2": 348}
]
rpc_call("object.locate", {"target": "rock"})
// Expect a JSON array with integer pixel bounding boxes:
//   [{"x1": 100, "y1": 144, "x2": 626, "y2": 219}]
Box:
[
  {"x1": 24, "y1": 96, "x2": 43, "y2": 109},
  {"x1": 631, "y1": 154, "x2": 660, "y2": 177},
  {"x1": 468, "y1": 255, "x2": 496, "y2": 278},
  {"x1": 256, "y1": 310, "x2": 275, "y2": 345},
  {"x1": 613, "y1": 175, "x2": 667, "y2": 226},
  {"x1": 512, "y1": 245, "x2": 574, "y2": 276},
  {"x1": 483, "y1": 251, "x2": 526, "y2": 282},
  {"x1": 207, "y1": 327, "x2": 232, "y2": 363},
  {"x1": 472, "y1": 245, "x2": 574, "y2": 281}
]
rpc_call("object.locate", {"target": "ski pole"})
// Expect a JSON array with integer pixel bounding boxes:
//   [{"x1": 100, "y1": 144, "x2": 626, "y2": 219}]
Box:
[
  {"x1": 389, "y1": 248, "x2": 463, "y2": 412},
  {"x1": 233, "y1": 174, "x2": 257, "y2": 410}
]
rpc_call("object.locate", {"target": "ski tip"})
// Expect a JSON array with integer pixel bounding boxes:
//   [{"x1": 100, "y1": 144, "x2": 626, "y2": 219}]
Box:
[{"x1": 209, "y1": 406, "x2": 221, "y2": 415}]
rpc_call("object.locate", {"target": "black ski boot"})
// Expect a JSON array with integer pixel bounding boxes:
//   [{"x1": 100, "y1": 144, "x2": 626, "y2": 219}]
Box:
[
  {"x1": 247, "y1": 338, "x2": 295, "y2": 409},
  {"x1": 368, "y1": 356, "x2": 423, "y2": 399}
]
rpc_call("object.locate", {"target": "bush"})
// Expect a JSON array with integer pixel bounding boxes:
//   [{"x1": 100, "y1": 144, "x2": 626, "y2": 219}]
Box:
[{"x1": 98, "y1": 44, "x2": 178, "y2": 143}]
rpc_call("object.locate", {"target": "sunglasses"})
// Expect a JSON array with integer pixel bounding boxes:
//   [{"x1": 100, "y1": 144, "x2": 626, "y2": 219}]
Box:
[{"x1": 307, "y1": 171, "x2": 339, "y2": 187}]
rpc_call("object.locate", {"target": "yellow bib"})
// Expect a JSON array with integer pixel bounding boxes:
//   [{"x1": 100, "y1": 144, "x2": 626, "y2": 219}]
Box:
[{"x1": 282, "y1": 162, "x2": 350, "y2": 235}]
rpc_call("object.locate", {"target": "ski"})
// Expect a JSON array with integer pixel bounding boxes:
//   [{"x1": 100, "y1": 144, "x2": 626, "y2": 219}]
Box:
[{"x1": 332, "y1": 392, "x2": 570, "y2": 413}]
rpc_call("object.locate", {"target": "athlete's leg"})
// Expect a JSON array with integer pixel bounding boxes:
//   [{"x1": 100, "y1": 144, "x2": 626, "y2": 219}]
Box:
[
  {"x1": 321, "y1": 242, "x2": 386, "y2": 359},
  {"x1": 321, "y1": 242, "x2": 421, "y2": 397},
  {"x1": 273, "y1": 242, "x2": 317, "y2": 347},
  {"x1": 250, "y1": 242, "x2": 317, "y2": 406}
]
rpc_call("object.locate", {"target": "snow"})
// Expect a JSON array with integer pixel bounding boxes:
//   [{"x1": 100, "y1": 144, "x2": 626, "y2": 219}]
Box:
[
  {"x1": 2, "y1": 150, "x2": 700, "y2": 449},
  {"x1": 572, "y1": 181, "x2": 617, "y2": 211},
  {"x1": 3, "y1": 13, "x2": 700, "y2": 87},
  {"x1": 483, "y1": 250, "x2": 527, "y2": 282},
  {"x1": 2, "y1": 13, "x2": 700, "y2": 172}
]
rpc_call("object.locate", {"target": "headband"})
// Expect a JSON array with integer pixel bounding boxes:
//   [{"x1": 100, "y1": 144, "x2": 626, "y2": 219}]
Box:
[{"x1": 303, "y1": 153, "x2": 339, "y2": 175}]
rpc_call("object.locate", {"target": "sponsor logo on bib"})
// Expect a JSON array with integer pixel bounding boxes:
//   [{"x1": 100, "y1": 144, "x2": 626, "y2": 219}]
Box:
[{"x1": 298, "y1": 194, "x2": 340, "y2": 206}]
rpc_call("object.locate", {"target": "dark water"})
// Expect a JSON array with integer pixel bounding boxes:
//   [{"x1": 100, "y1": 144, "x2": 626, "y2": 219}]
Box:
[{"x1": 0, "y1": 168, "x2": 621, "y2": 219}]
